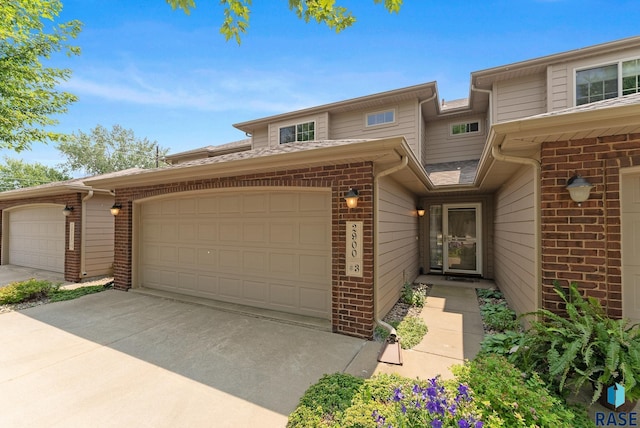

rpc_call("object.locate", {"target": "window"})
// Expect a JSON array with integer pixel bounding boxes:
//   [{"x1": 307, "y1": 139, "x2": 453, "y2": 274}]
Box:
[
  {"x1": 279, "y1": 121, "x2": 315, "y2": 144},
  {"x1": 366, "y1": 110, "x2": 395, "y2": 127},
  {"x1": 450, "y1": 121, "x2": 480, "y2": 136},
  {"x1": 576, "y1": 58, "x2": 640, "y2": 105}
]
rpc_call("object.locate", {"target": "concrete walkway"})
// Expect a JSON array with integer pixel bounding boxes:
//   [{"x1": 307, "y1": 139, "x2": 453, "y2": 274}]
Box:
[{"x1": 373, "y1": 276, "x2": 493, "y2": 380}]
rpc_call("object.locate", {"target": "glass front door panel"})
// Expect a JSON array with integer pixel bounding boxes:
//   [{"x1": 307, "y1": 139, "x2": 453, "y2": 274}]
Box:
[
  {"x1": 443, "y1": 204, "x2": 481, "y2": 275},
  {"x1": 429, "y1": 205, "x2": 443, "y2": 271}
]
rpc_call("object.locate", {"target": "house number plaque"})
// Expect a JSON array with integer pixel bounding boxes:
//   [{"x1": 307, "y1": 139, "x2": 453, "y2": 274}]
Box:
[{"x1": 346, "y1": 221, "x2": 363, "y2": 277}]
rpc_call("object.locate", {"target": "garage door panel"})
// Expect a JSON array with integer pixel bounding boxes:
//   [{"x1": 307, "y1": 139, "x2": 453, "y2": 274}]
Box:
[
  {"x1": 299, "y1": 254, "x2": 330, "y2": 278},
  {"x1": 243, "y1": 280, "x2": 268, "y2": 302},
  {"x1": 8, "y1": 206, "x2": 65, "y2": 273},
  {"x1": 219, "y1": 277, "x2": 242, "y2": 298},
  {"x1": 219, "y1": 223, "x2": 241, "y2": 241},
  {"x1": 300, "y1": 221, "x2": 329, "y2": 245},
  {"x1": 270, "y1": 223, "x2": 295, "y2": 244},
  {"x1": 139, "y1": 190, "x2": 331, "y2": 319},
  {"x1": 300, "y1": 288, "x2": 329, "y2": 314},
  {"x1": 243, "y1": 223, "x2": 266, "y2": 242},
  {"x1": 244, "y1": 194, "x2": 268, "y2": 213}
]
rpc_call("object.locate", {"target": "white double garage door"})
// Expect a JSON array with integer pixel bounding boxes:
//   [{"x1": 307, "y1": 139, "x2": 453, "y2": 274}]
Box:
[
  {"x1": 5, "y1": 205, "x2": 65, "y2": 273},
  {"x1": 137, "y1": 189, "x2": 332, "y2": 320}
]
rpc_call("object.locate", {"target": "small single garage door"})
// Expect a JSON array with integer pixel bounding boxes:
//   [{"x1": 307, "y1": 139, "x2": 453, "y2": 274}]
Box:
[
  {"x1": 138, "y1": 189, "x2": 332, "y2": 319},
  {"x1": 7, "y1": 205, "x2": 65, "y2": 273}
]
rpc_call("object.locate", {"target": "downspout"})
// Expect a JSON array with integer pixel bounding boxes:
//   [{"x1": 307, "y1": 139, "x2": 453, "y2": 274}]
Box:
[
  {"x1": 374, "y1": 155, "x2": 409, "y2": 339},
  {"x1": 490, "y1": 141, "x2": 542, "y2": 311},
  {"x1": 471, "y1": 85, "x2": 492, "y2": 128},
  {"x1": 417, "y1": 92, "x2": 438, "y2": 164},
  {"x1": 80, "y1": 190, "x2": 94, "y2": 279}
]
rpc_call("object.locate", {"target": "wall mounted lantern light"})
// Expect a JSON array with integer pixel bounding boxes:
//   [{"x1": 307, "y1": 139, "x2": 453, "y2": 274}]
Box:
[
  {"x1": 344, "y1": 188, "x2": 359, "y2": 209},
  {"x1": 110, "y1": 203, "x2": 122, "y2": 216},
  {"x1": 62, "y1": 205, "x2": 73, "y2": 217},
  {"x1": 417, "y1": 206, "x2": 426, "y2": 217},
  {"x1": 566, "y1": 175, "x2": 594, "y2": 206}
]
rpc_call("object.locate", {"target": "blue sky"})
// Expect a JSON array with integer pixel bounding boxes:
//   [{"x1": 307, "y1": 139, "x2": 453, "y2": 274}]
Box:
[{"x1": 5, "y1": 0, "x2": 640, "y2": 168}]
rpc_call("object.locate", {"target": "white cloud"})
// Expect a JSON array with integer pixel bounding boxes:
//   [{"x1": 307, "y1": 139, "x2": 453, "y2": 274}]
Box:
[{"x1": 61, "y1": 63, "x2": 414, "y2": 117}]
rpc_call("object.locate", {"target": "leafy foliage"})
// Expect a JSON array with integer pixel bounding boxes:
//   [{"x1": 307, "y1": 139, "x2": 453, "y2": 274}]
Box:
[
  {"x1": 400, "y1": 282, "x2": 425, "y2": 307},
  {"x1": 510, "y1": 283, "x2": 640, "y2": 403},
  {"x1": 480, "y1": 301, "x2": 519, "y2": 331},
  {"x1": 479, "y1": 330, "x2": 527, "y2": 357},
  {"x1": 56, "y1": 124, "x2": 170, "y2": 176},
  {"x1": 0, "y1": 157, "x2": 70, "y2": 191},
  {"x1": 287, "y1": 373, "x2": 364, "y2": 427},
  {"x1": 0, "y1": 279, "x2": 57, "y2": 304},
  {"x1": 452, "y1": 354, "x2": 594, "y2": 428},
  {"x1": 395, "y1": 316, "x2": 427, "y2": 350},
  {"x1": 288, "y1": 358, "x2": 592, "y2": 427},
  {"x1": 166, "y1": 0, "x2": 404, "y2": 44},
  {"x1": 0, "y1": 279, "x2": 109, "y2": 305},
  {"x1": 0, "y1": 0, "x2": 81, "y2": 151}
]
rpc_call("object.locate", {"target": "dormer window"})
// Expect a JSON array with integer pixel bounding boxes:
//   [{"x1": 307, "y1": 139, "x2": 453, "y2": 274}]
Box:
[
  {"x1": 450, "y1": 121, "x2": 480, "y2": 136},
  {"x1": 576, "y1": 58, "x2": 640, "y2": 105},
  {"x1": 366, "y1": 109, "x2": 395, "y2": 127},
  {"x1": 279, "y1": 121, "x2": 315, "y2": 144}
]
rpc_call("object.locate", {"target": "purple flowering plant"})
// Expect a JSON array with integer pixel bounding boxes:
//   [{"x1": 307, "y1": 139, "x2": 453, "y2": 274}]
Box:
[{"x1": 372, "y1": 376, "x2": 483, "y2": 428}]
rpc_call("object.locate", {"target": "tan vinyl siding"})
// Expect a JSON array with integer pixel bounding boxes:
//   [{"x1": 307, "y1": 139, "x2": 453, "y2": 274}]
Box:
[
  {"x1": 330, "y1": 100, "x2": 420, "y2": 155},
  {"x1": 266, "y1": 112, "x2": 328, "y2": 148},
  {"x1": 83, "y1": 194, "x2": 114, "y2": 276},
  {"x1": 251, "y1": 128, "x2": 269, "y2": 149},
  {"x1": 377, "y1": 176, "x2": 419, "y2": 318},
  {"x1": 493, "y1": 166, "x2": 537, "y2": 316},
  {"x1": 424, "y1": 115, "x2": 486, "y2": 164},
  {"x1": 549, "y1": 46, "x2": 640, "y2": 110},
  {"x1": 495, "y1": 73, "x2": 546, "y2": 122}
]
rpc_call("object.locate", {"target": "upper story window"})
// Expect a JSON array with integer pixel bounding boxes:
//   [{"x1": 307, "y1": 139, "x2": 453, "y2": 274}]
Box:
[
  {"x1": 366, "y1": 109, "x2": 395, "y2": 127},
  {"x1": 450, "y1": 121, "x2": 480, "y2": 136},
  {"x1": 279, "y1": 121, "x2": 315, "y2": 144},
  {"x1": 576, "y1": 58, "x2": 640, "y2": 106}
]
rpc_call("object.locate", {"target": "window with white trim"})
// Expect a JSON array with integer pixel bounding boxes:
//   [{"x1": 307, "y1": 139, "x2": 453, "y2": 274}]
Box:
[
  {"x1": 576, "y1": 58, "x2": 640, "y2": 106},
  {"x1": 279, "y1": 121, "x2": 315, "y2": 144},
  {"x1": 366, "y1": 110, "x2": 395, "y2": 127},
  {"x1": 450, "y1": 121, "x2": 480, "y2": 136}
]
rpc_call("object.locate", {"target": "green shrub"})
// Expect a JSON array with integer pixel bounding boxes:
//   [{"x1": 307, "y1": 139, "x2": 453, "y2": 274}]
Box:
[
  {"x1": 396, "y1": 316, "x2": 427, "y2": 349},
  {"x1": 512, "y1": 282, "x2": 640, "y2": 403},
  {"x1": 476, "y1": 288, "x2": 504, "y2": 300},
  {"x1": 287, "y1": 373, "x2": 364, "y2": 427},
  {"x1": 0, "y1": 279, "x2": 57, "y2": 304},
  {"x1": 400, "y1": 282, "x2": 425, "y2": 307},
  {"x1": 452, "y1": 354, "x2": 594, "y2": 427},
  {"x1": 480, "y1": 301, "x2": 519, "y2": 331},
  {"x1": 479, "y1": 330, "x2": 527, "y2": 357}
]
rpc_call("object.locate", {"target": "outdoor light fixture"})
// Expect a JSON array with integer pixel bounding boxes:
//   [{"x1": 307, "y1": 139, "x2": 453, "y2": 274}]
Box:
[
  {"x1": 566, "y1": 174, "x2": 594, "y2": 206},
  {"x1": 417, "y1": 207, "x2": 425, "y2": 217},
  {"x1": 110, "y1": 203, "x2": 122, "y2": 216},
  {"x1": 344, "y1": 188, "x2": 359, "y2": 209},
  {"x1": 62, "y1": 205, "x2": 73, "y2": 217}
]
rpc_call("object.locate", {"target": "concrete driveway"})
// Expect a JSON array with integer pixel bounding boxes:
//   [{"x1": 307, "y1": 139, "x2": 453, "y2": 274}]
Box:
[{"x1": 0, "y1": 290, "x2": 378, "y2": 427}]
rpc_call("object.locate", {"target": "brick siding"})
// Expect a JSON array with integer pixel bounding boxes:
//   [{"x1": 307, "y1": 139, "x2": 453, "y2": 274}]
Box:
[
  {"x1": 0, "y1": 193, "x2": 83, "y2": 282},
  {"x1": 540, "y1": 133, "x2": 640, "y2": 317},
  {"x1": 113, "y1": 162, "x2": 376, "y2": 339}
]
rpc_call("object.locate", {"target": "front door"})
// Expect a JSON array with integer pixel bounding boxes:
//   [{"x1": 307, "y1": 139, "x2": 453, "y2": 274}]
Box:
[
  {"x1": 622, "y1": 171, "x2": 640, "y2": 324},
  {"x1": 443, "y1": 203, "x2": 482, "y2": 275}
]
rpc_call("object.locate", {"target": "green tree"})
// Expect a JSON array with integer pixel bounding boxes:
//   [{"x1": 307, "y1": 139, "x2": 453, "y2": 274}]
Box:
[
  {"x1": 56, "y1": 124, "x2": 170, "y2": 176},
  {"x1": 0, "y1": 157, "x2": 71, "y2": 191},
  {"x1": 0, "y1": 0, "x2": 82, "y2": 152},
  {"x1": 166, "y1": 0, "x2": 404, "y2": 44}
]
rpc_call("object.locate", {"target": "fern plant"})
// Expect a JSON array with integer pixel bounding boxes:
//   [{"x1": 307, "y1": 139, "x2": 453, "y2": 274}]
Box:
[{"x1": 514, "y1": 283, "x2": 640, "y2": 404}]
